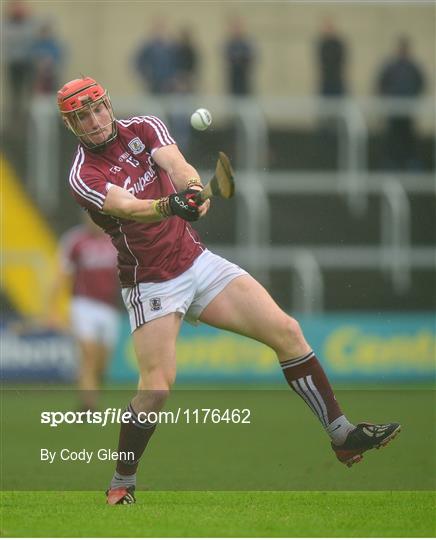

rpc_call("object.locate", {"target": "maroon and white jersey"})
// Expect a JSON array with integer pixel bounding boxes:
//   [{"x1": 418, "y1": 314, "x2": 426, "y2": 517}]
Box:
[
  {"x1": 60, "y1": 225, "x2": 119, "y2": 307},
  {"x1": 68, "y1": 116, "x2": 204, "y2": 287}
]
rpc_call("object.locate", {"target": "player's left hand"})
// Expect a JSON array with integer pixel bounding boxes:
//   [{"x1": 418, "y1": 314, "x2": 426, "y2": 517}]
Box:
[
  {"x1": 168, "y1": 189, "x2": 199, "y2": 221},
  {"x1": 188, "y1": 185, "x2": 210, "y2": 219}
]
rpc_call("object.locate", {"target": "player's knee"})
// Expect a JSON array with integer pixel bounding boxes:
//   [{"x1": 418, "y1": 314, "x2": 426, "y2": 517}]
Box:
[
  {"x1": 287, "y1": 316, "x2": 304, "y2": 339},
  {"x1": 274, "y1": 316, "x2": 307, "y2": 356},
  {"x1": 136, "y1": 350, "x2": 176, "y2": 386},
  {"x1": 138, "y1": 367, "x2": 175, "y2": 391}
]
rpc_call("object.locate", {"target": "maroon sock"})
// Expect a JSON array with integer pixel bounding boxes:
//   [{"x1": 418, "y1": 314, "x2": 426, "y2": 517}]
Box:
[
  {"x1": 280, "y1": 351, "x2": 343, "y2": 428},
  {"x1": 115, "y1": 402, "x2": 157, "y2": 475}
]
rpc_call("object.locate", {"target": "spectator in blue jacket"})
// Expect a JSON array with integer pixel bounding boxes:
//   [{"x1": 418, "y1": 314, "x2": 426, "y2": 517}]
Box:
[
  {"x1": 376, "y1": 36, "x2": 425, "y2": 170},
  {"x1": 224, "y1": 18, "x2": 256, "y2": 96},
  {"x1": 32, "y1": 22, "x2": 64, "y2": 94},
  {"x1": 134, "y1": 21, "x2": 177, "y2": 95}
]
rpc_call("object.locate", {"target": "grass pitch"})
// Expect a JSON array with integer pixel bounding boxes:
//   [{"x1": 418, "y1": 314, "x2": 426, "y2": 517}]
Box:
[
  {"x1": 1, "y1": 385, "x2": 435, "y2": 536},
  {"x1": 1, "y1": 490, "x2": 435, "y2": 537},
  {"x1": 2, "y1": 387, "x2": 434, "y2": 491}
]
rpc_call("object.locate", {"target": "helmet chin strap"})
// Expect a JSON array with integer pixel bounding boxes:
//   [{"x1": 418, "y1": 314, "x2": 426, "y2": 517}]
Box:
[{"x1": 78, "y1": 121, "x2": 117, "y2": 150}]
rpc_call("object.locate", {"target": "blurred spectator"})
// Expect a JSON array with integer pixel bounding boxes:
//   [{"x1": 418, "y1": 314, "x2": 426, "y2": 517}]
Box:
[
  {"x1": 224, "y1": 18, "x2": 256, "y2": 95},
  {"x1": 133, "y1": 21, "x2": 177, "y2": 94},
  {"x1": 3, "y1": 0, "x2": 36, "y2": 130},
  {"x1": 316, "y1": 18, "x2": 347, "y2": 97},
  {"x1": 376, "y1": 36, "x2": 425, "y2": 170},
  {"x1": 173, "y1": 28, "x2": 199, "y2": 93},
  {"x1": 171, "y1": 28, "x2": 200, "y2": 154},
  {"x1": 46, "y1": 212, "x2": 120, "y2": 411},
  {"x1": 32, "y1": 21, "x2": 64, "y2": 94}
]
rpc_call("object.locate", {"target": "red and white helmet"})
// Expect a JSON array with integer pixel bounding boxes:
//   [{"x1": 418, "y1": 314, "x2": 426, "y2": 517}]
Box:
[{"x1": 57, "y1": 77, "x2": 117, "y2": 149}]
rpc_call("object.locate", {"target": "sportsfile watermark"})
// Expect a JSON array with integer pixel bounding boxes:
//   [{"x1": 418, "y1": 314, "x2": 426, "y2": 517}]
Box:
[
  {"x1": 41, "y1": 407, "x2": 252, "y2": 427},
  {"x1": 3, "y1": 388, "x2": 433, "y2": 491}
]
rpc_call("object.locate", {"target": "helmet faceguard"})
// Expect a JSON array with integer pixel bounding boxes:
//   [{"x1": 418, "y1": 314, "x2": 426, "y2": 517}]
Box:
[{"x1": 57, "y1": 77, "x2": 117, "y2": 149}]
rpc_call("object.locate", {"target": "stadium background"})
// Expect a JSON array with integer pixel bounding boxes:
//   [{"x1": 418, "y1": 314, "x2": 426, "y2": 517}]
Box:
[
  {"x1": 2, "y1": 0, "x2": 434, "y2": 385},
  {"x1": 1, "y1": 1, "x2": 435, "y2": 536}
]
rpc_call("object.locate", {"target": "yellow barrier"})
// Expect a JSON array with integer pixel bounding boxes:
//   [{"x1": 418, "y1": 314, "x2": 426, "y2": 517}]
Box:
[{"x1": 1, "y1": 155, "x2": 69, "y2": 319}]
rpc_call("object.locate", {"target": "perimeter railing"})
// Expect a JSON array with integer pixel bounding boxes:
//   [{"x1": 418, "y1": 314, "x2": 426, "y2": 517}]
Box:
[{"x1": 24, "y1": 96, "x2": 436, "y2": 313}]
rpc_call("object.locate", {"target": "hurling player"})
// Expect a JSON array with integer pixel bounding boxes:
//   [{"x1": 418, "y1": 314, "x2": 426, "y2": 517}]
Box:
[{"x1": 57, "y1": 77, "x2": 401, "y2": 504}]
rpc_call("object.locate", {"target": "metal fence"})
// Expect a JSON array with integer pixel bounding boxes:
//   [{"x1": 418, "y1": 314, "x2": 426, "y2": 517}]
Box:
[{"x1": 25, "y1": 96, "x2": 436, "y2": 313}]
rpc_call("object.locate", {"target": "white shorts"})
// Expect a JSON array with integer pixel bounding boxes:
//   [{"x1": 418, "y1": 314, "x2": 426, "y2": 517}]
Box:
[
  {"x1": 122, "y1": 249, "x2": 248, "y2": 332},
  {"x1": 70, "y1": 297, "x2": 120, "y2": 348}
]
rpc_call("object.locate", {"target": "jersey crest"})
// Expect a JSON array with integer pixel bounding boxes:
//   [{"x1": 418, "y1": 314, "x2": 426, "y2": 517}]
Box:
[{"x1": 128, "y1": 137, "x2": 146, "y2": 155}]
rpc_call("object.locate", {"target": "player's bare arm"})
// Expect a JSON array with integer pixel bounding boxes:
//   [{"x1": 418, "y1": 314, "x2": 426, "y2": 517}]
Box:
[
  {"x1": 103, "y1": 182, "x2": 206, "y2": 224},
  {"x1": 153, "y1": 144, "x2": 210, "y2": 218},
  {"x1": 151, "y1": 144, "x2": 200, "y2": 188},
  {"x1": 102, "y1": 185, "x2": 164, "y2": 223},
  {"x1": 102, "y1": 146, "x2": 210, "y2": 222}
]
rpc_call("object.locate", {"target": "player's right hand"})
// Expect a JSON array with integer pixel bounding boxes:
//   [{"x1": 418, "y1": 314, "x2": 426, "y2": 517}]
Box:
[{"x1": 169, "y1": 189, "x2": 200, "y2": 222}]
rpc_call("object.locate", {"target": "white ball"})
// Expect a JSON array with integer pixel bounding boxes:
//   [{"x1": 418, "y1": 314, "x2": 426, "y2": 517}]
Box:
[{"x1": 190, "y1": 108, "x2": 212, "y2": 131}]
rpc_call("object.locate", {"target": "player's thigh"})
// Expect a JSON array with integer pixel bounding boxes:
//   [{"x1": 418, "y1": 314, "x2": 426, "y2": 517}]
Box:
[
  {"x1": 199, "y1": 274, "x2": 305, "y2": 352},
  {"x1": 132, "y1": 312, "x2": 182, "y2": 381}
]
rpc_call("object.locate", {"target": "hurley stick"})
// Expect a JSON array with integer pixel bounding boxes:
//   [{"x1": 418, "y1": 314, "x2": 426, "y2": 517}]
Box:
[{"x1": 195, "y1": 152, "x2": 235, "y2": 204}]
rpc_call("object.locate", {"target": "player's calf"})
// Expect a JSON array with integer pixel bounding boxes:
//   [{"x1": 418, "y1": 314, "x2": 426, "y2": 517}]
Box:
[{"x1": 280, "y1": 350, "x2": 356, "y2": 445}]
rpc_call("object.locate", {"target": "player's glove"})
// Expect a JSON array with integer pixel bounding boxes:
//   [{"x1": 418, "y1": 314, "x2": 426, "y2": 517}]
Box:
[
  {"x1": 154, "y1": 189, "x2": 200, "y2": 222},
  {"x1": 170, "y1": 189, "x2": 201, "y2": 221}
]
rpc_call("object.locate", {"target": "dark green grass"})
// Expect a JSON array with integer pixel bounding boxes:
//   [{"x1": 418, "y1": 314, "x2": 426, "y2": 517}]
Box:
[
  {"x1": 1, "y1": 491, "x2": 435, "y2": 537},
  {"x1": 1, "y1": 386, "x2": 435, "y2": 536},
  {"x1": 1, "y1": 387, "x2": 435, "y2": 490}
]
